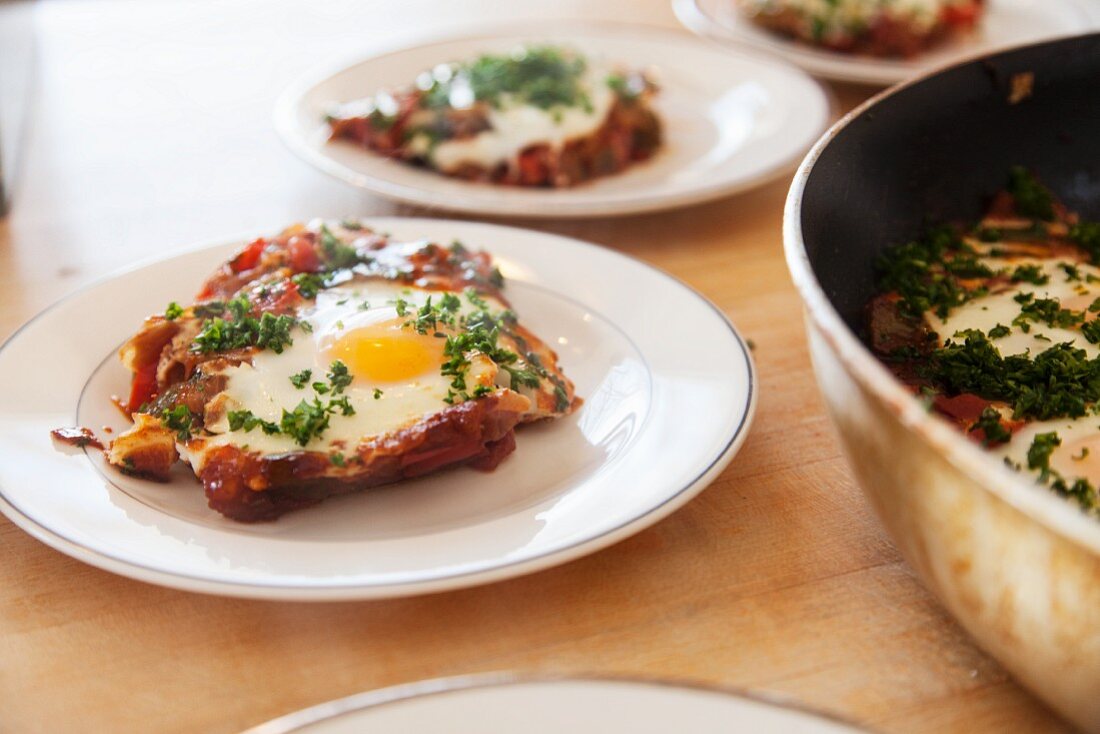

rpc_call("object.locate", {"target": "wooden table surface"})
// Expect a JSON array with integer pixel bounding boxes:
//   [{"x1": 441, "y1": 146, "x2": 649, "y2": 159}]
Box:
[{"x1": 0, "y1": 1, "x2": 1074, "y2": 732}]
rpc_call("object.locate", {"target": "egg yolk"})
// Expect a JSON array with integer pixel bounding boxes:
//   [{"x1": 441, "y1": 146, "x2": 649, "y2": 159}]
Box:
[{"x1": 326, "y1": 323, "x2": 445, "y2": 383}]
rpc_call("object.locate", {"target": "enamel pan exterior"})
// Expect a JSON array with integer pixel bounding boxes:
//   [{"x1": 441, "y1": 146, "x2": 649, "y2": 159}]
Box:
[{"x1": 785, "y1": 34, "x2": 1100, "y2": 731}]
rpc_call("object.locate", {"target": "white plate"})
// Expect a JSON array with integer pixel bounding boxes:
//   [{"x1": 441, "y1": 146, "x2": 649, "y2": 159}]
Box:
[
  {"x1": 274, "y1": 23, "x2": 831, "y2": 218},
  {"x1": 674, "y1": 0, "x2": 1100, "y2": 86},
  {"x1": 0, "y1": 219, "x2": 755, "y2": 600},
  {"x1": 243, "y1": 675, "x2": 868, "y2": 733}
]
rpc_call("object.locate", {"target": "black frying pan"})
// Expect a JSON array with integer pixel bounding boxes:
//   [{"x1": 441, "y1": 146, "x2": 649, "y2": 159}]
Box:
[{"x1": 800, "y1": 32, "x2": 1100, "y2": 334}]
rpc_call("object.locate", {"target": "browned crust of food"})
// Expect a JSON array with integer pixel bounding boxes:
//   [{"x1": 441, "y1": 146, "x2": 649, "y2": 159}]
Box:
[
  {"x1": 50, "y1": 427, "x2": 104, "y2": 451},
  {"x1": 329, "y1": 94, "x2": 661, "y2": 188},
  {"x1": 748, "y1": 1, "x2": 984, "y2": 58},
  {"x1": 108, "y1": 413, "x2": 179, "y2": 480},
  {"x1": 505, "y1": 320, "x2": 578, "y2": 416},
  {"x1": 866, "y1": 292, "x2": 931, "y2": 358},
  {"x1": 195, "y1": 389, "x2": 529, "y2": 522}
]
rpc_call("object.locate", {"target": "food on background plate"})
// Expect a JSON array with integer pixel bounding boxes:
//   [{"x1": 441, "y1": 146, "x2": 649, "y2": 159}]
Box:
[
  {"x1": 83, "y1": 221, "x2": 578, "y2": 522},
  {"x1": 325, "y1": 45, "x2": 661, "y2": 187},
  {"x1": 737, "y1": 0, "x2": 984, "y2": 58},
  {"x1": 868, "y1": 168, "x2": 1100, "y2": 516}
]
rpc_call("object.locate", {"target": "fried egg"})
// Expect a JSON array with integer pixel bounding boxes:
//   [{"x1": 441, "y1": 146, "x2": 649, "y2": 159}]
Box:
[
  {"x1": 926, "y1": 255, "x2": 1100, "y2": 360},
  {"x1": 193, "y1": 281, "x2": 508, "y2": 462},
  {"x1": 925, "y1": 246, "x2": 1100, "y2": 483}
]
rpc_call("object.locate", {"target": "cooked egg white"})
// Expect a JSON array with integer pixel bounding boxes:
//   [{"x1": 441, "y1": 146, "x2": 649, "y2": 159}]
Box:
[
  {"x1": 925, "y1": 246, "x2": 1100, "y2": 482},
  {"x1": 188, "y1": 281, "x2": 510, "y2": 463},
  {"x1": 926, "y1": 256, "x2": 1100, "y2": 359},
  {"x1": 418, "y1": 63, "x2": 616, "y2": 174}
]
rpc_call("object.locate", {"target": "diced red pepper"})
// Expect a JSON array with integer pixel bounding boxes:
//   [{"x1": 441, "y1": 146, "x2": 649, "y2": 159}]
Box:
[
  {"x1": 942, "y1": 2, "x2": 980, "y2": 28},
  {"x1": 933, "y1": 393, "x2": 990, "y2": 426},
  {"x1": 288, "y1": 235, "x2": 321, "y2": 273},
  {"x1": 516, "y1": 147, "x2": 551, "y2": 185},
  {"x1": 270, "y1": 281, "x2": 303, "y2": 313},
  {"x1": 126, "y1": 359, "x2": 159, "y2": 413},
  {"x1": 229, "y1": 238, "x2": 267, "y2": 273}
]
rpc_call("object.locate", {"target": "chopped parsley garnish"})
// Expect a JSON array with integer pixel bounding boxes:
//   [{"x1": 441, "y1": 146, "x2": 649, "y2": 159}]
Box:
[
  {"x1": 969, "y1": 406, "x2": 1011, "y2": 446},
  {"x1": 1010, "y1": 264, "x2": 1048, "y2": 285},
  {"x1": 987, "y1": 324, "x2": 1011, "y2": 339},
  {"x1": 292, "y1": 272, "x2": 327, "y2": 300},
  {"x1": 373, "y1": 388, "x2": 383, "y2": 400},
  {"x1": 553, "y1": 384, "x2": 570, "y2": 412},
  {"x1": 274, "y1": 396, "x2": 355, "y2": 448},
  {"x1": 1007, "y1": 166, "x2": 1054, "y2": 221},
  {"x1": 227, "y1": 410, "x2": 279, "y2": 435},
  {"x1": 193, "y1": 301, "x2": 226, "y2": 318},
  {"x1": 229, "y1": 361, "x2": 357, "y2": 446},
  {"x1": 976, "y1": 227, "x2": 1003, "y2": 243},
  {"x1": 875, "y1": 226, "x2": 991, "y2": 319},
  {"x1": 164, "y1": 302, "x2": 184, "y2": 321},
  {"x1": 1011, "y1": 292, "x2": 1083, "y2": 331},
  {"x1": 928, "y1": 331, "x2": 1100, "y2": 421},
  {"x1": 1070, "y1": 221, "x2": 1100, "y2": 264},
  {"x1": 327, "y1": 360, "x2": 352, "y2": 394},
  {"x1": 1082, "y1": 320, "x2": 1100, "y2": 344},
  {"x1": 606, "y1": 73, "x2": 641, "y2": 101},
  {"x1": 1027, "y1": 431, "x2": 1061, "y2": 480},
  {"x1": 1061, "y1": 262, "x2": 1082, "y2": 282},
  {"x1": 289, "y1": 369, "x2": 312, "y2": 389},
  {"x1": 319, "y1": 224, "x2": 361, "y2": 269},
  {"x1": 288, "y1": 229, "x2": 365, "y2": 300},
  {"x1": 427, "y1": 303, "x2": 545, "y2": 404},
  {"x1": 161, "y1": 404, "x2": 197, "y2": 441},
  {"x1": 279, "y1": 398, "x2": 333, "y2": 447},
  {"x1": 422, "y1": 46, "x2": 593, "y2": 113},
  {"x1": 330, "y1": 452, "x2": 346, "y2": 467},
  {"x1": 328, "y1": 395, "x2": 355, "y2": 416},
  {"x1": 407, "y1": 293, "x2": 461, "y2": 335},
  {"x1": 190, "y1": 295, "x2": 297, "y2": 355},
  {"x1": 1024, "y1": 433, "x2": 1100, "y2": 513},
  {"x1": 504, "y1": 364, "x2": 541, "y2": 388},
  {"x1": 227, "y1": 294, "x2": 250, "y2": 320},
  {"x1": 1051, "y1": 476, "x2": 1100, "y2": 511}
]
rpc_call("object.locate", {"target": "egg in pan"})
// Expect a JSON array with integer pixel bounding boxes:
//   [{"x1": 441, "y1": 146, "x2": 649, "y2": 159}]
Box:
[{"x1": 104, "y1": 221, "x2": 578, "y2": 521}]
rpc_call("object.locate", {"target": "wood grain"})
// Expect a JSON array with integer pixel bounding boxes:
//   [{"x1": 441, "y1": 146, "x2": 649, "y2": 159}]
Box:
[{"x1": 0, "y1": 1, "x2": 1072, "y2": 732}]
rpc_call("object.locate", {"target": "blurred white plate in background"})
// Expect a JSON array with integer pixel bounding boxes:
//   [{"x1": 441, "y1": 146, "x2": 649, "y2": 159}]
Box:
[
  {"x1": 275, "y1": 22, "x2": 831, "y2": 217},
  {"x1": 674, "y1": 0, "x2": 1100, "y2": 86},
  {"x1": 243, "y1": 675, "x2": 869, "y2": 733}
]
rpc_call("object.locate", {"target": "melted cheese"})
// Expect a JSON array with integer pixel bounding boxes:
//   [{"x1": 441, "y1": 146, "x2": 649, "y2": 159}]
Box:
[{"x1": 426, "y1": 64, "x2": 616, "y2": 173}]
